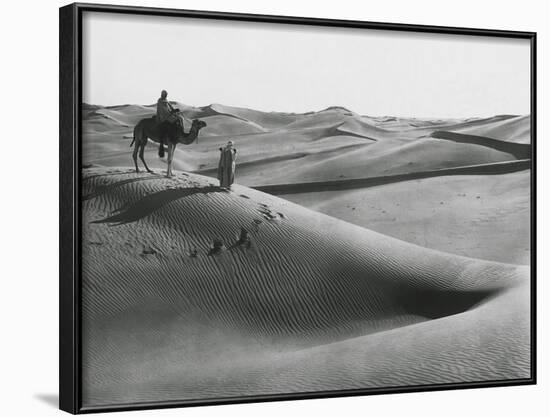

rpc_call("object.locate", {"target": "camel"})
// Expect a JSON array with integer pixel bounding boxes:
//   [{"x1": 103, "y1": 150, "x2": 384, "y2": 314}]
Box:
[{"x1": 130, "y1": 116, "x2": 207, "y2": 177}]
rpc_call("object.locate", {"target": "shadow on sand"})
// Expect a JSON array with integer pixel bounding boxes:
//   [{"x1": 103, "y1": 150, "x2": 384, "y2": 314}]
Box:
[
  {"x1": 431, "y1": 130, "x2": 531, "y2": 159},
  {"x1": 92, "y1": 185, "x2": 225, "y2": 225},
  {"x1": 253, "y1": 159, "x2": 531, "y2": 195},
  {"x1": 399, "y1": 288, "x2": 496, "y2": 320},
  {"x1": 83, "y1": 174, "x2": 162, "y2": 201}
]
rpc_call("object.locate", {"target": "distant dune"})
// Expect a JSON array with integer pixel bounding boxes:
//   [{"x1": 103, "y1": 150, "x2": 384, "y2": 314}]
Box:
[
  {"x1": 431, "y1": 130, "x2": 531, "y2": 159},
  {"x1": 81, "y1": 168, "x2": 530, "y2": 407},
  {"x1": 205, "y1": 103, "x2": 302, "y2": 129},
  {"x1": 452, "y1": 115, "x2": 531, "y2": 144},
  {"x1": 82, "y1": 102, "x2": 530, "y2": 187}
]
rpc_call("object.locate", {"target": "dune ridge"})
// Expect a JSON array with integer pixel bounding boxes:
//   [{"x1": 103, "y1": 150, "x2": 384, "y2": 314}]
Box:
[
  {"x1": 81, "y1": 168, "x2": 530, "y2": 407},
  {"x1": 82, "y1": 102, "x2": 531, "y2": 187},
  {"x1": 252, "y1": 159, "x2": 530, "y2": 195},
  {"x1": 281, "y1": 170, "x2": 530, "y2": 265},
  {"x1": 453, "y1": 115, "x2": 531, "y2": 144},
  {"x1": 431, "y1": 130, "x2": 531, "y2": 159}
]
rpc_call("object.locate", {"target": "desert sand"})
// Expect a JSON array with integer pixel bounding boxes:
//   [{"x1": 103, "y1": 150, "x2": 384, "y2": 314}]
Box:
[
  {"x1": 83, "y1": 104, "x2": 531, "y2": 186},
  {"x1": 83, "y1": 102, "x2": 531, "y2": 263},
  {"x1": 282, "y1": 171, "x2": 530, "y2": 264},
  {"x1": 80, "y1": 103, "x2": 531, "y2": 408}
]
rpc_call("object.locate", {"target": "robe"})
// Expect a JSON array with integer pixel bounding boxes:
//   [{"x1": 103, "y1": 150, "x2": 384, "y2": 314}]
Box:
[
  {"x1": 156, "y1": 97, "x2": 176, "y2": 123},
  {"x1": 217, "y1": 147, "x2": 237, "y2": 188}
]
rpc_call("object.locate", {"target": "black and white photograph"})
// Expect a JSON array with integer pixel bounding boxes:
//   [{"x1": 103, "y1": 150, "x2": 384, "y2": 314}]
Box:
[
  {"x1": 70, "y1": 7, "x2": 535, "y2": 410},
  {"x1": 4, "y1": 0, "x2": 550, "y2": 416},
  {"x1": 43, "y1": 1, "x2": 545, "y2": 414}
]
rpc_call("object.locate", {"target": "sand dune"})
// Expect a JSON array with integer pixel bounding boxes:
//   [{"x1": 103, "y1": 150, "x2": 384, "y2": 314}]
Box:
[
  {"x1": 81, "y1": 168, "x2": 530, "y2": 407},
  {"x1": 188, "y1": 132, "x2": 519, "y2": 186},
  {"x1": 256, "y1": 159, "x2": 530, "y2": 193},
  {"x1": 79, "y1": 102, "x2": 531, "y2": 408},
  {"x1": 89, "y1": 104, "x2": 156, "y2": 126},
  {"x1": 199, "y1": 114, "x2": 266, "y2": 137},
  {"x1": 431, "y1": 130, "x2": 531, "y2": 159},
  {"x1": 81, "y1": 102, "x2": 531, "y2": 264},
  {"x1": 82, "y1": 102, "x2": 530, "y2": 187},
  {"x1": 281, "y1": 170, "x2": 531, "y2": 264},
  {"x1": 204, "y1": 103, "x2": 301, "y2": 129},
  {"x1": 452, "y1": 115, "x2": 531, "y2": 144}
]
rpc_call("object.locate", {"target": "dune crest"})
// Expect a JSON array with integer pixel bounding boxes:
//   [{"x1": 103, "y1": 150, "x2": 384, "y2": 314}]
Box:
[
  {"x1": 81, "y1": 168, "x2": 530, "y2": 406},
  {"x1": 82, "y1": 103, "x2": 530, "y2": 187}
]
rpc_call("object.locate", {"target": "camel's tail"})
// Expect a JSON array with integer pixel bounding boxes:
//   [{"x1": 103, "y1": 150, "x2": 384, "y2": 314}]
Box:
[{"x1": 130, "y1": 126, "x2": 136, "y2": 147}]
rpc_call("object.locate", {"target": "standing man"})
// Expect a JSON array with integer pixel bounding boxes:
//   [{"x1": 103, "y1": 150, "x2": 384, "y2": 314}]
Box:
[
  {"x1": 156, "y1": 89, "x2": 179, "y2": 157},
  {"x1": 218, "y1": 140, "x2": 237, "y2": 189}
]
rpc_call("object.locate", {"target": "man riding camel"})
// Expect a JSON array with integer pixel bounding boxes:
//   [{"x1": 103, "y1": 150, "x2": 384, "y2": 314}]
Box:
[{"x1": 156, "y1": 89, "x2": 180, "y2": 157}]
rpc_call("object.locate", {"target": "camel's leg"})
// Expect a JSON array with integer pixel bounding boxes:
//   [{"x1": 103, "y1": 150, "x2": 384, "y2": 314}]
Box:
[
  {"x1": 166, "y1": 144, "x2": 174, "y2": 177},
  {"x1": 165, "y1": 143, "x2": 170, "y2": 177},
  {"x1": 158, "y1": 126, "x2": 166, "y2": 158},
  {"x1": 132, "y1": 143, "x2": 140, "y2": 173},
  {"x1": 158, "y1": 141, "x2": 165, "y2": 158},
  {"x1": 171, "y1": 144, "x2": 177, "y2": 176},
  {"x1": 139, "y1": 145, "x2": 153, "y2": 173},
  {"x1": 168, "y1": 144, "x2": 173, "y2": 177}
]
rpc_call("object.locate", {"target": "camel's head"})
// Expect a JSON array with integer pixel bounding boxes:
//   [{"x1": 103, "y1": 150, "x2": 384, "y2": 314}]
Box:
[{"x1": 192, "y1": 119, "x2": 207, "y2": 130}]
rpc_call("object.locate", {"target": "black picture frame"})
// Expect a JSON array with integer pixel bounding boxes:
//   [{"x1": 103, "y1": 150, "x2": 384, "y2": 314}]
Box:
[{"x1": 59, "y1": 3, "x2": 537, "y2": 414}]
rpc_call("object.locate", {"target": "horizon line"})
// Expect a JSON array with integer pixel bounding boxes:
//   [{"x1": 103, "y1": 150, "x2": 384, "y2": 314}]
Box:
[{"x1": 81, "y1": 101, "x2": 529, "y2": 120}]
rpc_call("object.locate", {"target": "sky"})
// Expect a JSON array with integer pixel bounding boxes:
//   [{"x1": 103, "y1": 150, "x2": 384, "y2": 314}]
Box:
[{"x1": 82, "y1": 11, "x2": 531, "y2": 118}]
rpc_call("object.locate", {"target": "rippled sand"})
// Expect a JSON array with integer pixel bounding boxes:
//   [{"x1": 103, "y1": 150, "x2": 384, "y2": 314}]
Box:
[{"x1": 80, "y1": 168, "x2": 530, "y2": 408}]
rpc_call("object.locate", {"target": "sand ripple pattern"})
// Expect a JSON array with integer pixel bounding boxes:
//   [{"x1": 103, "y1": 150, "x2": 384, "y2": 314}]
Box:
[{"x1": 80, "y1": 168, "x2": 531, "y2": 409}]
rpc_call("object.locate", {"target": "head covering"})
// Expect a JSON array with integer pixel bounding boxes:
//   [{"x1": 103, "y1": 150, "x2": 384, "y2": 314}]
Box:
[
  {"x1": 161, "y1": 90, "x2": 168, "y2": 98},
  {"x1": 227, "y1": 140, "x2": 234, "y2": 146}
]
